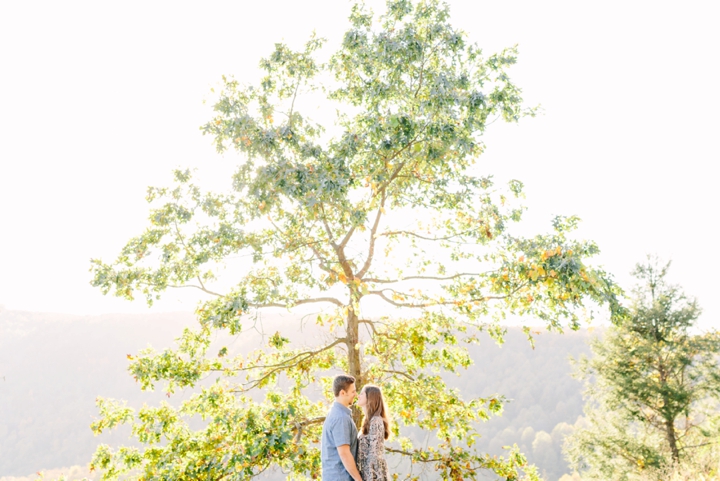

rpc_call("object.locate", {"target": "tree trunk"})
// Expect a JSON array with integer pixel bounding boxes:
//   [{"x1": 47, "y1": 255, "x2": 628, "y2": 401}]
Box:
[
  {"x1": 346, "y1": 306, "x2": 363, "y2": 427},
  {"x1": 658, "y1": 357, "x2": 680, "y2": 464},
  {"x1": 665, "y1": 414, "x2": 680, "y2": 463}
]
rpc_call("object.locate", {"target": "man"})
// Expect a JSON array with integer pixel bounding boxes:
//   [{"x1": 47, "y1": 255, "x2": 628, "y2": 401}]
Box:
[{"x1": 321, "y1": 374, "x2": 362, "y2": 481}]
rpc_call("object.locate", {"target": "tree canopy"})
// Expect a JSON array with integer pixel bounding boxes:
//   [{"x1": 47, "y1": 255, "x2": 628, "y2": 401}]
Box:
[
  {"x1": 565, "y1": 256, "x2": 720, "y2": 480},
  {"x1": 89, "y1": 1, "x2": 622, "y2": 479}
]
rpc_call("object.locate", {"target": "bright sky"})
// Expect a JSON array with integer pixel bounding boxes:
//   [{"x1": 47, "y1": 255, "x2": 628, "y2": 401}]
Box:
[{"x1": 1, "y1": 1, "x2": 718, "y2": 328}]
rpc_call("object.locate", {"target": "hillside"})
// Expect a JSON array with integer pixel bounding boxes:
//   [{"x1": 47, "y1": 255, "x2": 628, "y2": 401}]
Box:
[{"x1": 0, "y1": 309, "x2": 596, "y2": 480}]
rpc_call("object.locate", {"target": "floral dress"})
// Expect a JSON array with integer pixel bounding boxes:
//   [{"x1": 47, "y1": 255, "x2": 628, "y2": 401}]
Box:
[{"x1": 358, "y1": 415, "x2": 389, "y2": 481}]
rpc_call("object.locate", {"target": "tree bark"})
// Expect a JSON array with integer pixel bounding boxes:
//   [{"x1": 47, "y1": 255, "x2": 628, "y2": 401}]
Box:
[
  {"x1": 658, "y1": 356, "x2": 680, "y2": 464},
  {"x1": 346, "y1": 306, "x2": 363, "y2": 427},
  {"x1": 665, "y1": 416, "x2": 680, "y2": 464}
]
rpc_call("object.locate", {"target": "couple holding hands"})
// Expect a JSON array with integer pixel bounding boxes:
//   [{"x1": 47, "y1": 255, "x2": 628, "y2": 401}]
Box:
[{"x1": 321, "y1": 375, "x2": 390, "y2": 481}]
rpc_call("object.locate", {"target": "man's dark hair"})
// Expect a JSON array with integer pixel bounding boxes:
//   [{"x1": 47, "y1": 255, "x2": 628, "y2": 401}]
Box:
[{"x1": 333, "y1": 374, "x2": 356, "y2": 397}]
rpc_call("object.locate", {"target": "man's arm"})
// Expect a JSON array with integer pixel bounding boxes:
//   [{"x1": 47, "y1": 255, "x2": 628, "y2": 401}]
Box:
[{"x1": 338, "y1": 444, "x2": 362, "y2": 481}]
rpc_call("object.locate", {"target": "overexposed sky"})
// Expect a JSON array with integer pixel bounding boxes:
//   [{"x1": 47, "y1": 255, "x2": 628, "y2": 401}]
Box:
[{"x1": 0, "y1": 1, "x2": 718, "y2": 328}]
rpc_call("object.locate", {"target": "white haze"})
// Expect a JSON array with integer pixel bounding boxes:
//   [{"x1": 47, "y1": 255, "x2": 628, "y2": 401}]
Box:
[{"x1": 0, "y1": 1, "x2": 717, "y2": 328}]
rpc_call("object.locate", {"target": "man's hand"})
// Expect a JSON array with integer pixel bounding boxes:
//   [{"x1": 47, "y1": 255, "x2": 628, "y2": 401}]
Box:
[{"x1": 337, "y1": 444, "x2": 362, "y2": 481}]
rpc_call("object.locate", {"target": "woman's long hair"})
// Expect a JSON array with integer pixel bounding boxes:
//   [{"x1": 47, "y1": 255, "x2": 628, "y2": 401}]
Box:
[{"x1": 361, "y1": 385, "x2": 390, "y2": 440}]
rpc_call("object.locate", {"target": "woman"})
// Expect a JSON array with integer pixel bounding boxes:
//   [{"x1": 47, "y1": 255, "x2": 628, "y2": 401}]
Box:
[{"x1": 357, "y1": 385, "x2": 390, "y2": 481}]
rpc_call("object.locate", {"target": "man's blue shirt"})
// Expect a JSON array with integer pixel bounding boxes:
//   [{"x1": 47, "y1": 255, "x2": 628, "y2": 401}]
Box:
[{"x1": 321, "y1": 401, "x2": 358, "y2": 480}]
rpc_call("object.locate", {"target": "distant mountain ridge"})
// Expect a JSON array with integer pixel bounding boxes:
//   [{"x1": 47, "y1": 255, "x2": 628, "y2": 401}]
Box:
[{"x1": 0, "y1": 309, "x2": 597, "y2": 480}]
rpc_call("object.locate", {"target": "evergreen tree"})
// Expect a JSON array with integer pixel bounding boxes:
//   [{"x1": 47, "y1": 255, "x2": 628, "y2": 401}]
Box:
[{"x1": 565, "y1": 256, "x2": 720, "y2": 480}]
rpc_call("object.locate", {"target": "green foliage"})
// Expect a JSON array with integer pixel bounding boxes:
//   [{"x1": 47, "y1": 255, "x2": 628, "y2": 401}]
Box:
[
  {"x1": 0, "y1": 312, "x2": 590, "y2": 479},
  {"x1": 565, "y1": 256, "x2": 720, "y2": 480},
  {"x1": 88, "y1": 1, "x2": 622, "y2": 479}
]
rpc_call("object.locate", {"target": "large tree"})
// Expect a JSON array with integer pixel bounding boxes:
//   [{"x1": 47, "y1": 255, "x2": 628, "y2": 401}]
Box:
[
  {"x1": 565, "y1": 257, "x2": 720, "y2": 480},
  {"x1": 89, "y1": 1, "x2": 622, "y2": 479}
]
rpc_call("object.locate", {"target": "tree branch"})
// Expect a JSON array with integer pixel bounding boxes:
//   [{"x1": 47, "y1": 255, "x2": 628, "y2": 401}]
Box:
[
  {"x1": 363, "y1": 273, "x2": 481, "y2": 284},
  {"x1": 359, "y1": 319, "x2": 377, "y2": 335},
  {"x1": 366, "y1": 289, "x2": 505, "y2": 308},
  {"x1": 166, "y1": 283, "x2": 224, "y2": 297},
  {"x1": 357, "y1": 193, "x2": 387, "y2": 279},
  {"x1": 231, "y1": 338, "x2": 346, "y2": 391},
  {"x1": 319, "y1": 204, "x2": 338, "y2": 250},
  {"x1": 338, "y1": 224, "x2": 356, "y2": 251},
  {"x1": 378, "y1": 229, "x2": 470, "y2": 242},
  {"x1": 385, "y1": 448, "x2": 442, "y2": 462},
  {"x1": 380, "y1": 369, "x2": 415, "y2": 381},
  {"x1": 293, "y1": 416, "x2": 326, "y2": 443},
  {"x1": 287, "y1": 78, "x2": 301, "y2": 126},
  {"x1": 251, "y1": 297, "x2": 344, "y2": 308},
  {"x1": 307, "y1": 243, "x2": 336, "y2": 275}
]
